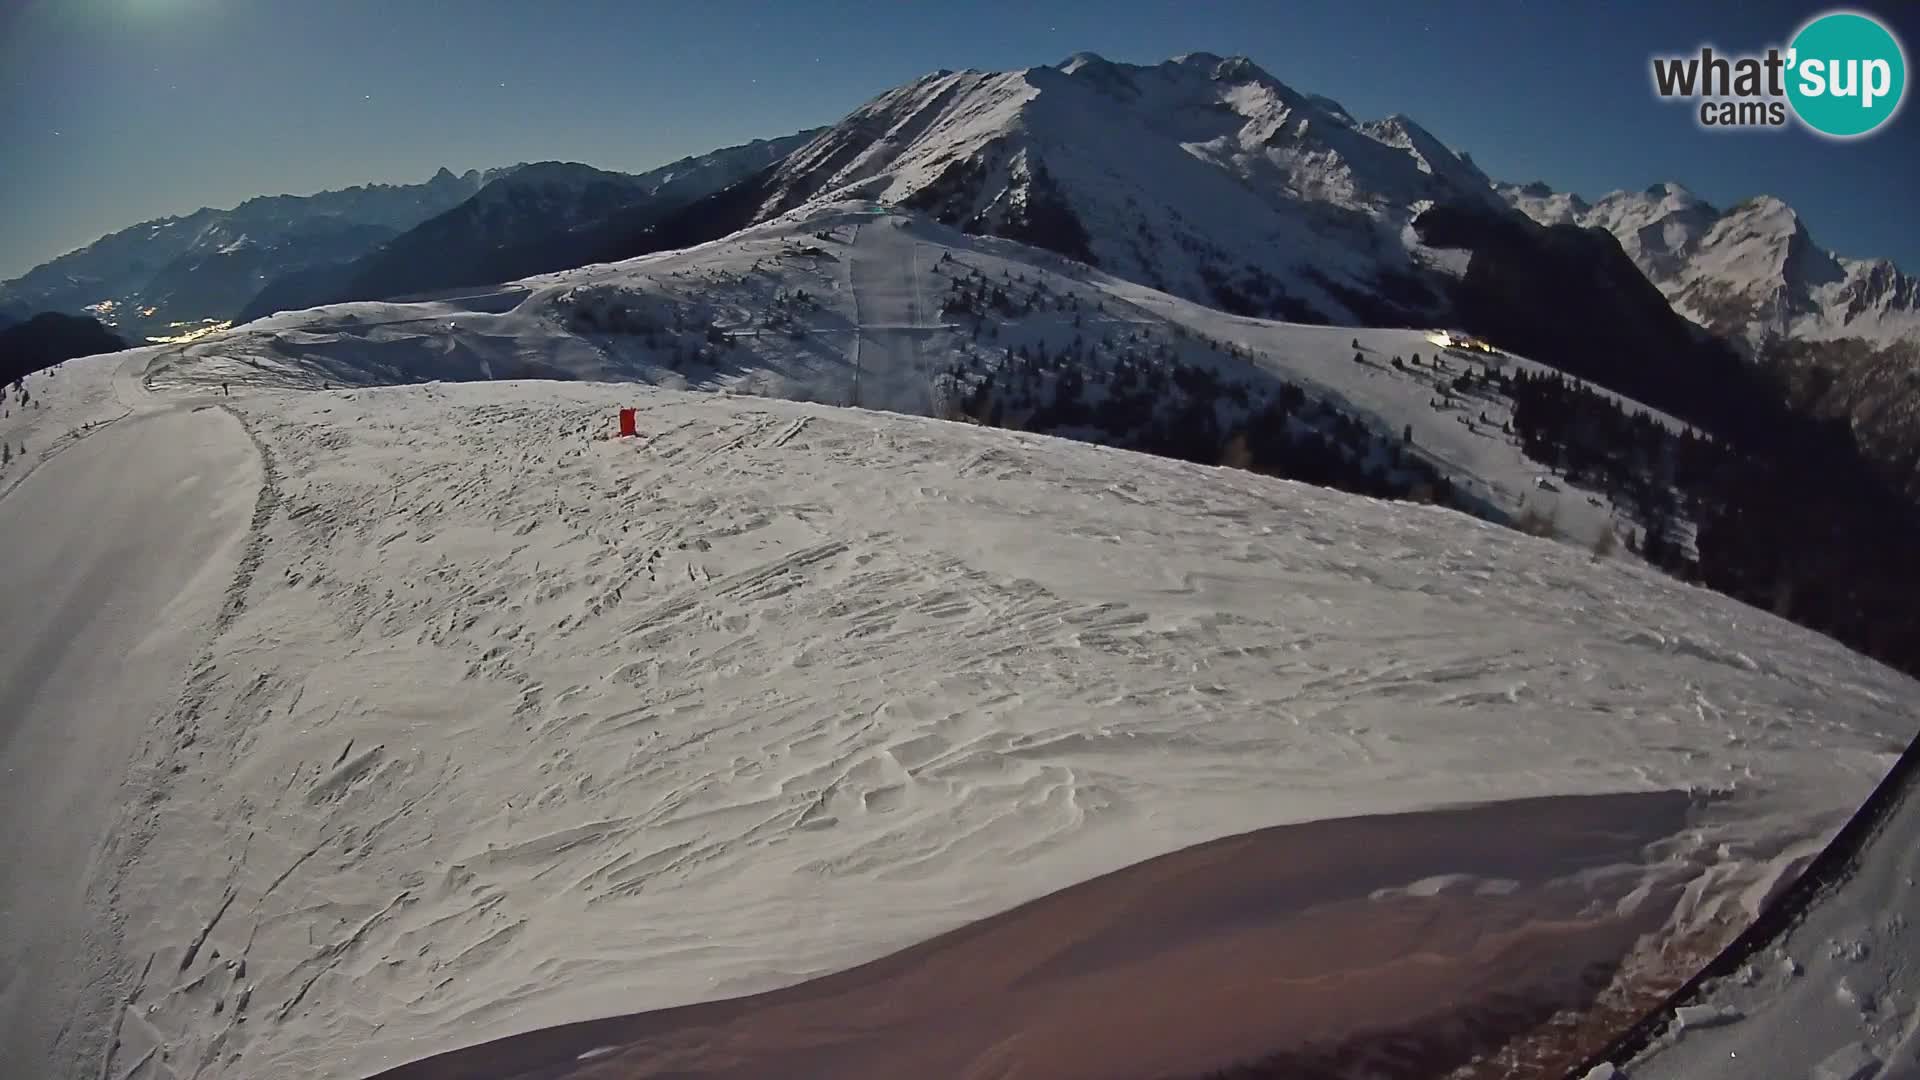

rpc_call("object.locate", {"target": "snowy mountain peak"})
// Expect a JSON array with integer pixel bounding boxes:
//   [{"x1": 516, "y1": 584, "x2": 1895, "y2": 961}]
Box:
[
  {"x1": 1642, "y1": 180, "x2": 1701, "y2": 204},
  {"x1": 1057, "y1": 50, "x2": 1113, "y2": 72},
  {"x1": 1502, "y1": 179, "x2": 1918, "y2": 347},
  {"x1": 1052, "y1": 51, "x2": 1312, "y2": 117},
  {"x1": 1505, "y1": 180, "x2": 1592, "y2": 222},
  {"x1": 1305, "y1": 93, "x2": 1358, "y2": 125},
  {"x1": 1170, "y1": 50, "x2": 1229, "y2": 69},
  {"x1": 714, "y1": 53, "x2": 1505, "y2": 324},
  {"x1": 1725, "y1": 193, "x2": 1798, "y2": 227},
  {"x1": 1359, "y1": 113, "x2": 1492, "y2": 190},
  {"x1": 0, "y1": 167, "x2": 499, "y2": 339},
  {"x1": 1693, "y1": 196, "x2": 1846, "y2": 312},
  {"x1": 1157, "y1": 50, "x2": 1277, "y2": 82},
  {"x1": 1054, "y1": 52, "x2": 1145, "y2": 101},
  {"x1": 1208, "y1": 55, "x2": 1268, "y2": 83}
]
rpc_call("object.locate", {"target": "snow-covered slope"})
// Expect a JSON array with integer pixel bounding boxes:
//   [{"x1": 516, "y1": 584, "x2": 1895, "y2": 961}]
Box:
[
  {"x1": 0, "y1": 168, "x2": 509, "y2": 341},
  {"x1": 173, "y1": 204, "x2": 1677, "y2": 548},
  {"x1": 0, "y1": 345, "x2": 155, "y2": 505},
  {"x1": 0, "y1": 352, "x2": 258, "y2": 1076},
  {"x1": 20, "y1": 354, "x2": 1907, "y2": 1079},
  {"x1": 1499, "y1": 180, "x2": 1920, "y2": 349}
]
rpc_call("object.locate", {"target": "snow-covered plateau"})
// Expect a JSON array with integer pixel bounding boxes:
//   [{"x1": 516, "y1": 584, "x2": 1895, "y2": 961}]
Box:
[{"x1": 1, "y1": 206, "x2": 1916, "y2": 1080}]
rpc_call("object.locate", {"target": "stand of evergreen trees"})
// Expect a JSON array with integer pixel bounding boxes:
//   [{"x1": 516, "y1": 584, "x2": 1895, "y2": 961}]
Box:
[
  {"x1": 935, "y1": 265, "x2": 1457, "y2": 511},
  {"x1": 0, "y1": 313, "x2": 127, "y2": 384},
  {"x1": 1504, "y1": 366, "x2": 1920, "y2": 677}
]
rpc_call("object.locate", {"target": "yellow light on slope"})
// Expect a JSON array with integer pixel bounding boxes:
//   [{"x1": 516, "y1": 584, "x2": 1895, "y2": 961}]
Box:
[{"x1": 145, "y1": 320, "x2": 233, "y2": 345}]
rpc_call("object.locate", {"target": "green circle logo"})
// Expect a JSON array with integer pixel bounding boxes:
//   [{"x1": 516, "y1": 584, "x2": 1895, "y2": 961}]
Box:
[{"x1": 1787, "y1": 10, "x2": 1907, "y2": 138}]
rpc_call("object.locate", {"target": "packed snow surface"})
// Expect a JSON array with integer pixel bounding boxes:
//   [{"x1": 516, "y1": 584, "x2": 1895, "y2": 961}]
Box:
[
  {"x1": 0, "y1": 359, "x2": 259, "y2": 1073},
  {"x1": 3, "y1": 344, "x2": 1913, "y2": 1078}
]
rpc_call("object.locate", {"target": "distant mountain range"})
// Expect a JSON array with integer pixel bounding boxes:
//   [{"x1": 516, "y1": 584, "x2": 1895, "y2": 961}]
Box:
[
  {"x1": 236, "y1": 131, "x2": 818, "y2": 322},
  {"x1": 1499, "y1": 180, "x2": 1920, "y2": 350},
  {"x1": 9, "y1": 51, "x2": 1918, "y2": 493},
  {"x1": 0, "y1": 168, "x2": 509, "y2": 340},
  {"x1": 1499, "y1": 180, "x2": 1920, "y2": 494},
  {"x1": 0, "y1": 133, "x2": 819, "y2": 342}
]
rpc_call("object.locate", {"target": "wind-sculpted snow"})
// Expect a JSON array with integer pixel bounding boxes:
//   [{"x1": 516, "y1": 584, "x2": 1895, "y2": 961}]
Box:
[
  {"x1": 1616, "y1": 737, "x2": 1920, "y2": 1080},
  {"x1": 379, "y1": 791, "x2": 1714, "y2": 1080},
  {"x1": 90, "y1": 378, "x2": 1916, "y2": 1079}
]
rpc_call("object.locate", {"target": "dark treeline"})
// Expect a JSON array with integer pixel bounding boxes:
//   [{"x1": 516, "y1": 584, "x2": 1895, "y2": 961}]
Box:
[
  {"x1": 1504, "y1": 366, "x2": 1920, "y2": 676},
  {"x1": 936, "y1": 263, "x2": 1457, "y2": 509},
  {"x1": 1415, "y1": 203, "x2": 1920, "y2": 679},
  {"x1": 0, "y1": 313, "x2": 127, "y2": 385}
]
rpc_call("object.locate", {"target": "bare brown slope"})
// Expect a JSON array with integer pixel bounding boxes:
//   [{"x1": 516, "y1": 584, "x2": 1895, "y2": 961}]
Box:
[{"x1": 369, "y1": 790, "x2": 1703, "y2": 1080}]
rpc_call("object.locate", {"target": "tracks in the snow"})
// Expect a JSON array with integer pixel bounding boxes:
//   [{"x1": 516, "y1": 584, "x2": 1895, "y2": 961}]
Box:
[
  {"x1": 93, "y1": 384, "x2": 1920, "y2": 1080},
  {"x1": 91, "y1": 403, "x2": 282, "y2": 1080}
]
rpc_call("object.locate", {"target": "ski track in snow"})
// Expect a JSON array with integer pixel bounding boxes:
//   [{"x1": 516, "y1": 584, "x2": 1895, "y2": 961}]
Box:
[
  {"x1": 0, "y1": 382, "x2": 259, "y2": 1078},
  {"x1": 67, "y1": 372, "x2": 1914, "y2": 1080}
]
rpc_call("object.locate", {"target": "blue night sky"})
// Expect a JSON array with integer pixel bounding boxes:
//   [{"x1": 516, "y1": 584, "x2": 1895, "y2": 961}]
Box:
[{"x1": 2, "y1": 0, "x2": 1915, "y2": 279}]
